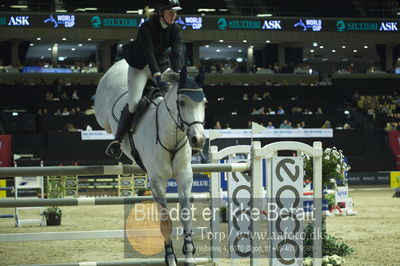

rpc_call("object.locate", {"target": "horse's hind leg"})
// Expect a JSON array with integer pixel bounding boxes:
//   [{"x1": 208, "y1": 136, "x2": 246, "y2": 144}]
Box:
[
  {"x1": 175, "y1": 168, "x2": 196, "y2": 265},
  {"x1": 149, "y1": 176, "x2": 177, "y2": 266}
]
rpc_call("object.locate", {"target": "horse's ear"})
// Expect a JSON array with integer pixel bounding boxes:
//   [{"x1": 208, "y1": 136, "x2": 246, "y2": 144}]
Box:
[
  {"x1": 195, "y1": 65, "x2": 205, "y2": 87},
  {"x1": 179, "y1": 66, "x2": 187, "y2": 88}
]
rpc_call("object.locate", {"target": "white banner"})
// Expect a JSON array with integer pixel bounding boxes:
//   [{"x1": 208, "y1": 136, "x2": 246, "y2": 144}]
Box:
[
  {"x1": 81, "y1": 131, "x2": 114, "y2": 140},
  {"x1": 81, "y1": 129, "x2": 333, "y2": 140},
  {"x1": 206, "y1": 128, "x2": 333, "y2": 139}
]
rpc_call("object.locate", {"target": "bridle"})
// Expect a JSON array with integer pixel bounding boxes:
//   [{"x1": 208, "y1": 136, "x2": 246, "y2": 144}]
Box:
[{"x1": 155, "y1": 87, "x2": 205, "y2": 156}]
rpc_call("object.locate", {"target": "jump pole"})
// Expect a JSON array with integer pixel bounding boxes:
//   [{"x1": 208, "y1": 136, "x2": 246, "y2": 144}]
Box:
[
  {"x1": 0, "y1": 194, "x2": 210, "y2": 208},
  {"x1": 0, "y1": 163, "x2": 250, "y2": 178}
]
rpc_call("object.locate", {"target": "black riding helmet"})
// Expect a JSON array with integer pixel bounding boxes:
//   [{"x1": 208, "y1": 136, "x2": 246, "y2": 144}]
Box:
[{"x1": 156, "y1": 0, "x2": 182, "y2": 11}]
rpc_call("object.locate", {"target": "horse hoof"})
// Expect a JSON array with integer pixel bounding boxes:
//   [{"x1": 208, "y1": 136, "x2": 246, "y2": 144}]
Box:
[
  {"x1": 166, "y1": 256, "x2": 177, "y2": 266},
  {"x1": 184, "y1": 258, "x2": 196, "y2": 266}
]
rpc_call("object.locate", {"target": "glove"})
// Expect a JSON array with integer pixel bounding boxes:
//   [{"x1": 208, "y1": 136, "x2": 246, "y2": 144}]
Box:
[
  {"x1": 162, "y1": 68, "x2": 180, "y2": 83},
  {"x1": 155, "y1": 76, "x2": 170, "y2": 92}
]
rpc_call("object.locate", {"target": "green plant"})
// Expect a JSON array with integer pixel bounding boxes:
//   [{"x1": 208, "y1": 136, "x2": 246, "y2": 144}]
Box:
[
  {"x1": 304, "y1": 255, "x2": 345, "y2": 266},
  {"x1": 47, "y1": 180, "x2": 65, "y2": 198},
  {"x1": 303, "y1": 147, "x2": 351, "y2": 187},
  {"x1": 325, "y1": 193, "x2": 335, "y2": 209},
  {"x1": 219, "y1": 206, "x2": 227, "y2": 222},
  {"x1": 43, "y1": 206, "x2": 62, "y2": 219},
  {"x1": 303, "y1": 222, "x2": 354, "y2": 258},
  {"x1": 44, "y1": 178, "x2": 64, "y2": 225}
]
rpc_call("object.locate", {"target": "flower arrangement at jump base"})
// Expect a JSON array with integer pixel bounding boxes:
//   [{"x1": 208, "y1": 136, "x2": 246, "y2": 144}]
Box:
[
  {"x1": 302, "y1": 147, "x2": 353, "y2": 266},
  {"x1": 303, "y1": 147, "x2": 351, "y2": 187}
]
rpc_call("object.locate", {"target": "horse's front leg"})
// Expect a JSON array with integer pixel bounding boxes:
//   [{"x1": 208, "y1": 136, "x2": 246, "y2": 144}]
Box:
[
  {"x1": 149, "y1": 175, "x2": 177, "y2": 266},
  {"x1": 175, "y1": 166, "x2": 196, "y2": 265}
]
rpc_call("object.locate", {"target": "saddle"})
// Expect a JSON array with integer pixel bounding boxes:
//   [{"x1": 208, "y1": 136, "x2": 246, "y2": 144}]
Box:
[{"x1": 127, "y1": 84, "x2": 165, "y2": 172}]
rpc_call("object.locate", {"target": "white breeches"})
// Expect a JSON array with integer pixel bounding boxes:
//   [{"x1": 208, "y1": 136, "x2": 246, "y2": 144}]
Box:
[{"x1": 127, "y1": 65, "x2": 153, "y2": 113}]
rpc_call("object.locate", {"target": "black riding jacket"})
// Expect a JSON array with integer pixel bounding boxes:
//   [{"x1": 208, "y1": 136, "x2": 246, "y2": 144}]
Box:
[{"x1": 123, "y1": 15, "x2": 183, "y2": 75}]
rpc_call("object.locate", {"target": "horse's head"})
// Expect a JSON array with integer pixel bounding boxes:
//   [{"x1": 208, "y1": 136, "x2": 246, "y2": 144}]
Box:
[{"x1": 174, "y1": 70, "x2": 206, "y2": 152}]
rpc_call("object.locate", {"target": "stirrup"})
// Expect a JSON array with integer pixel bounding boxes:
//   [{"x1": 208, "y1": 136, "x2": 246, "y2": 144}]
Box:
[
  {"x1": 164, "y1": 241, "x2": 178, "y2": 266},
  {"x1": 105, "y1": 140, "x2": 123, "y2": 160}
]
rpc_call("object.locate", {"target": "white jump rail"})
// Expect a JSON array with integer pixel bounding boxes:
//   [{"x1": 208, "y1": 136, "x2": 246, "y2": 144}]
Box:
[{"x1": 0, "y1": 163, "x2": 250, "y2": 178}]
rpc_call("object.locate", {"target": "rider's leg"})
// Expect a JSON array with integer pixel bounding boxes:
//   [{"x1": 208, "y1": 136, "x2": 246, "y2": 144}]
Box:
[{"x1": 105, "y1": 66, "x2": 151, "y2": 159}]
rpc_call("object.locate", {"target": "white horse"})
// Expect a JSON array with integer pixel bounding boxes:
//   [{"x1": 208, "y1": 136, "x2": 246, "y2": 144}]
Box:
[{"x1": 94, "y1": 59, "x2": 206, "y2": 265}]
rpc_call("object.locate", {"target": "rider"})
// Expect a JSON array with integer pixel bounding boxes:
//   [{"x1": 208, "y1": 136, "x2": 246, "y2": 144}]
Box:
[{"x1": 106, "y1": 0, "x2": 184, "y2": 159}]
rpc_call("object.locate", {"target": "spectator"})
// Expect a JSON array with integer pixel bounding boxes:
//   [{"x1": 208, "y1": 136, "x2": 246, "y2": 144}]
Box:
[
  {"x1": 54, "y1": 108, "x2": 61, "y2": 116},
  {"x1": 316, "y1": 107, "x2": 323, "y2": 114},
  {"x1": 37, "y1": 109, "x2": 43, "y2": 116},
  {"x1": 214, "y1": 121, "x2": 222, "y2": 129},
  {"x1": 279, "y1": 120, "x2": 290, "y2": 129},
  {"x1": 60, "y1": 92, "x2": 69, "y2": 101},
  {"x1": 267, "y1": 108, "x2": 276, "y2": 115},
  {"x1": 262, "y1": 91, "x2": 272, "y2": 101},
  {"x1": 303, "y1": 108, "x2": 313, "y2": 115},
  {"x1": 301, "y1": 121, "x2": 306, "y2": 128},
  {"x1": 45, "y1": 92, "x2": 53, "y2": 101},
  {"x1": 277, "y1": 106, "x2": 285, "y2": 115},
  {"x1": 43, "y1": 108, "x2": 49, "y2": 116},
  {"x1": 266, "y1": 122, "x2": 274, "y2": 129},
  {"x1": 84, "y1": 123, "x2": 93, "y2": 131},
  {"x1": 70, "y1": 108, "x2": 76, "y2": 115},
  {"x1": 75, "y1": 107, "x2": 84, "y2": 115},
  {"x1": 291, "y1": 107, "x2": 302, "y2": 114},
  {"x1": 224, "y1": 123, "x2": 231, "y2": 129},
  {"x1": 242, "y1": 93, "x2": 249, "y2": 100},
  {"x1": 321, "y1": 120, "x2": 331, "y2": 128},
  {"x1": 65, "y1": 123, "x2": 77, "y2": 132},
  {"x1": 252, "y1": 93, "x2": 261, "y2": 101},
  {"x1": 62, "y1": 108, "x2": 70, "y2": 116},
  {"x1": 296, "y1": 123, "x2": 302, "y2": 129},
  {"x1": 343, "y1": 123, "x2": 352, "y2": 130},
  {"x1": 71, "y1": 89, "x2": 80, "y2": 100}
]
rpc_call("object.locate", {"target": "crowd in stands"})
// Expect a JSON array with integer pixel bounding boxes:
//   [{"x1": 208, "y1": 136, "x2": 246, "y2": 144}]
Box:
[
  {"x1": 213, "y1": 119, "x2": 352, "y2": 130},
  {"x1": 205, "y1": 62, "x2": 314, "y2": 75},
  {"x1": 0, "y1": 61, "x2": 98, "y2": 74},
  {"x1": 355, "y1": 90, "x2": 400, "y2": 131}
]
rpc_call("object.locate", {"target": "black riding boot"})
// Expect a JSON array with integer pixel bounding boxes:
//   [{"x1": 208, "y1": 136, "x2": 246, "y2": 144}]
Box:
[
  {"x1": 105, "y1": 104, "x2": 134, "y2": 159},
  {"x1": 130, "y1": 97, "x2": 149, "y2": 133}
]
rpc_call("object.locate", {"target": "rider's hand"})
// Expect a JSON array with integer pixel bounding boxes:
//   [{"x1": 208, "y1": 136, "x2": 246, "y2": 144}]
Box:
[
  {"x1": 162, "y1": 68, "x2": 180, "y2": 83},
  {"x1": 155, "y1": 76, "x2": 170, "y2": 92}
]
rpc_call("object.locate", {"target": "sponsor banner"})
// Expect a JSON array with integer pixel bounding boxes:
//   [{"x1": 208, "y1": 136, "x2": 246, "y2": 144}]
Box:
[
  {"x1": 1, "y1": 13, "x2": 398, "y2": 33},
  {"x1": 81, "y1": 128, "x2": 333, "y2": 140},
  {"x1": 388, "y1": 131, "x2": 400, "y2": 169},
  {"x1": 347, "y1": 172, "x2": 390, "y2": 186},
  {"x1": 206, "y1": 128, "x2": 333, "y2": 139},
  {"x1": 82, "y1": 129, "x2": 333, "y2": 141},
  {"x1": 336, "y1": 20, "x2": 398, "y2": 32},
  {"x1": 165, "y1": 177, "x2": 209, "y2": 193},
  {"x1": 0, "y1": 135, "x2": 12, "y2": 167},
  {"x1": 81, "y1": 131, "x2": 114, "y2": 140},
  {"x1": 390, "y1": 171, "x2": 400, "y2": 188}
]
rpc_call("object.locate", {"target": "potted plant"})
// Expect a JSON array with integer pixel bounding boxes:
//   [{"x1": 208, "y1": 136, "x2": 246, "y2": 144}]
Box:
[
  {"x1": 44, "y1": 179, "x2": 64, "y2": 226},
  {"x1": 303, "y1": 146, "x2": 351, "y2": 187},
  {"x1": 43, "y1": 206, "x2": 62, "y2": 226}
]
